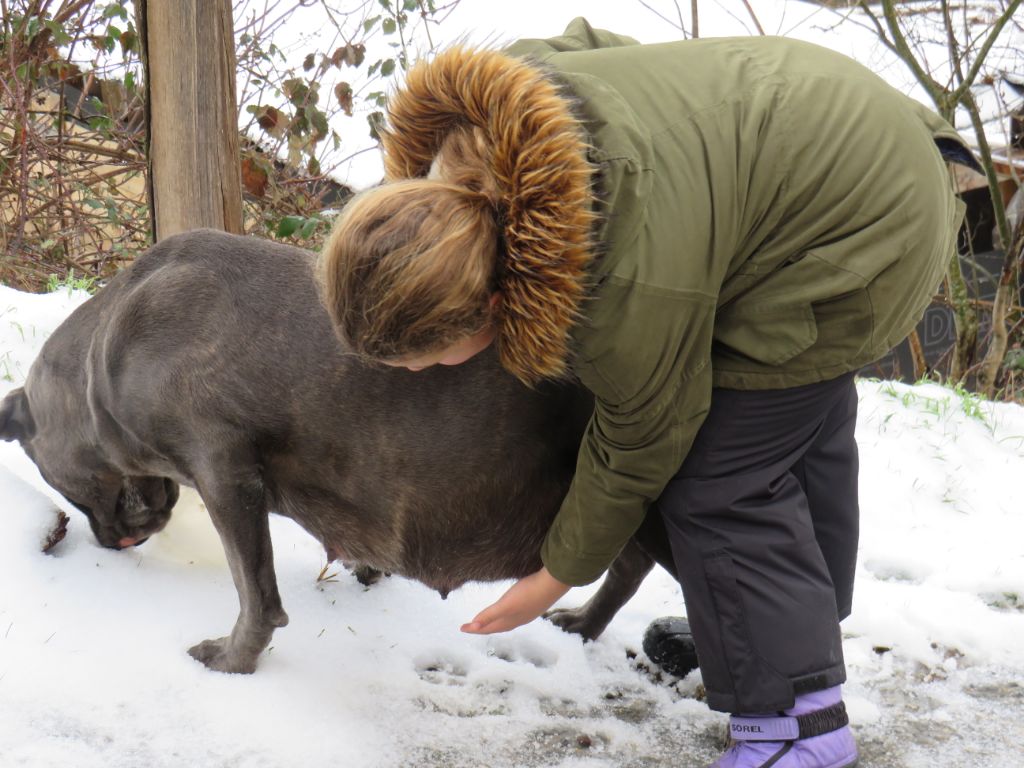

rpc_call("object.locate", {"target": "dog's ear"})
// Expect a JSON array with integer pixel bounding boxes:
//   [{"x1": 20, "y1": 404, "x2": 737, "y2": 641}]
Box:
[{"x1": 0, "y1": 388, "x2": 35, "y2": 443}]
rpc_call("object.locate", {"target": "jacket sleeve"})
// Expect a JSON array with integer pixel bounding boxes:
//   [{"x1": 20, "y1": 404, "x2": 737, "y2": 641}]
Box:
[{"x1": 540, "y1": 290, "x2": 716, "y2": 586}]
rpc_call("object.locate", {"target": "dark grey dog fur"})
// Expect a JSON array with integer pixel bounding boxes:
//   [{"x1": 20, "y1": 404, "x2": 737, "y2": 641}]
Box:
[{"x1": 0, "y1": 229, "x2": 674, "y2": 673}]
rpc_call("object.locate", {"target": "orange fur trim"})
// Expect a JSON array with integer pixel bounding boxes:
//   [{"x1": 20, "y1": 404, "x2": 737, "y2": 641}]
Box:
[{"x1": 382, "y1": 47, "x2": 596, "y2": 385}]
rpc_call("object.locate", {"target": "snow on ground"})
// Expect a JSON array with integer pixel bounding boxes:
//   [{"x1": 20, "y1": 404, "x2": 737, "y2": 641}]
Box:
[{"x1": 1, "y1": 286, "x2": 1023, "y2": 767}]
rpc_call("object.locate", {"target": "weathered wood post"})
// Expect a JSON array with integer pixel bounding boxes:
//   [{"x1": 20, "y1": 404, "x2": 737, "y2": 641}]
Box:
[{"x1": 138, "y1": 0, "x2": 243, "y2": 241}]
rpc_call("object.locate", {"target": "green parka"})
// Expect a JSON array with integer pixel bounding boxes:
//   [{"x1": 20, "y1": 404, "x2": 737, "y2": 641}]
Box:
[{"x1": 382, "y1": 19, "x2": 969, "y2": 586}]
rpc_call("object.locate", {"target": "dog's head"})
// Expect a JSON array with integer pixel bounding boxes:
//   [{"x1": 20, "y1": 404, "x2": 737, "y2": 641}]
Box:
[{"x1": 1, "y1": 385, "x2": 178, "y2": 549}]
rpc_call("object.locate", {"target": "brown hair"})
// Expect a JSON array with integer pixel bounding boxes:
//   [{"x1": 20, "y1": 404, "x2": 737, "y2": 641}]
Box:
[
  {"x1": 319, "y1": 128, "x2": 501, "y2": 362},
  {"x1": 322, "y1": 45, "x2": 597, "y2": 385}
]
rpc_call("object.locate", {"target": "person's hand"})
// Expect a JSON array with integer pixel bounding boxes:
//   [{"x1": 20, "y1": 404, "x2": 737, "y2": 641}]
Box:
[{"x1": 461, "y1": 567, "x2": 571, "y2": 634}]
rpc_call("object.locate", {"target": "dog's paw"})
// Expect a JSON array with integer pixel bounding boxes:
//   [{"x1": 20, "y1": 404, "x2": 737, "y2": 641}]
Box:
[
  {"x1": 351, "y1": 564, "x2": 387, "y2": 587},
  {"x1": 188, "y1": 637, "x2": 258, "y2": 674},
  {"x1": 416, "y1": 657, "x2": 469, "y2": 686},
  {"x1": 543, "y1": 607, "x2": 602, "y2": 642}
]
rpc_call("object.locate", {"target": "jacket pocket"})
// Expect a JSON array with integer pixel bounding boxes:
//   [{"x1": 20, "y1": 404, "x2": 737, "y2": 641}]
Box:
[{"x1": 713, "y1": 302, "x2": 818, "y2": 366}]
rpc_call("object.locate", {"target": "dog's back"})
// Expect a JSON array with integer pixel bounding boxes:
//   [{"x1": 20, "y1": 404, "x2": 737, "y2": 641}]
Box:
[{"x1": 86, "y1": 229, "x2": 592, "y2": 589}]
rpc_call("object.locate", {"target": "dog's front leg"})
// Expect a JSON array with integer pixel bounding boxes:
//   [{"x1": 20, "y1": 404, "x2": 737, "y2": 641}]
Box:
[
  {"x1": 545, "y1": 536, "x2": 655, "y2": 641},
  {"x1": 188, "y1": 472, "x2": 288, "y2": 674}
]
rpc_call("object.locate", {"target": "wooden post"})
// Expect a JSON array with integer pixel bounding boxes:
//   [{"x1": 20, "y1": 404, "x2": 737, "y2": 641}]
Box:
[{"x1": 139, "y1": 0, "x2": 243, "y2": 241}]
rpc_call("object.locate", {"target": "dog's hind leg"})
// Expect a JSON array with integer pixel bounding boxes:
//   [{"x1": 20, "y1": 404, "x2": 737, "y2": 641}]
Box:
[
  {"x1": 630, "y1": 502, "x2": 679, "y2": 577},
  {"x1": 188, "y1": 456, "x2": 289, "y2": 674}
]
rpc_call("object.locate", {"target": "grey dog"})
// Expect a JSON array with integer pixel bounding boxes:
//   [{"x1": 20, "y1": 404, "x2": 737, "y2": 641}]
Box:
[{"x1": 0, "y1": 229, "x2": 675, "y2": 673}]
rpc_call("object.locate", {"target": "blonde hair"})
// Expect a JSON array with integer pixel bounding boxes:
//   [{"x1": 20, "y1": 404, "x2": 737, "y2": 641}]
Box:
[{"x1": 319, "y1": 128, "x2": 501, "y2": 362}]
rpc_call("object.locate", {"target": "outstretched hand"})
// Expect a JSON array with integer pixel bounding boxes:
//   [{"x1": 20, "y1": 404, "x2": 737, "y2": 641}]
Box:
[{"x1": 461, "y1": 567, "x2": 571, "y2": 635}]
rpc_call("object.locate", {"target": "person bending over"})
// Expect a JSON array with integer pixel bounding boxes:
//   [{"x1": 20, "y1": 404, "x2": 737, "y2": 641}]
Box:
[{"x1": 318, "y1": 18, "x2": 973, "y2": 768}]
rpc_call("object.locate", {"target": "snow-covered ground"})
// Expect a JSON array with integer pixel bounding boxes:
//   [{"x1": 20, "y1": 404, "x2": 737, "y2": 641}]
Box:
[
  {"x1": 1, "y1": 284, "x2": 1023, "y2": 767},
  {"x1": 3, "y1": 3, "x2": 1022, "y2": 765}
]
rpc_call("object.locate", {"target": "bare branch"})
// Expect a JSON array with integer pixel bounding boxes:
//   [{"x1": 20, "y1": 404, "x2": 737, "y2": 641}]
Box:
[
  {"x1": 879, "y1": 0, "x2": 946, "y2": 110},
  {"x1": 740, "y1": 0, "x2": 765, "y2": 36},
  {"x1": 637, "y1": 0, "x2": 686, "y2": 32},
  {"x1": 950, "y1": 0, "x2": 1023, "y2": 104},
  {"x1": 52, "y1": 0, "x2": 95, "y2": 25},
  {"x1": 964, "y1": 88, "x2": 1013, "y2": 274},
  {"x1": 418, "y1": 0, "x2": 436, "y2": 50},
  {"x1": 940, "y1": 0, "x2": 966, "y2": 95}
]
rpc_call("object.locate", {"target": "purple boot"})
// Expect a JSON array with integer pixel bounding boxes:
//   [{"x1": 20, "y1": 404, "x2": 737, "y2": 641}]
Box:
[{"x1": 708, "y1": 686, "x2": 858, "y2": 768}]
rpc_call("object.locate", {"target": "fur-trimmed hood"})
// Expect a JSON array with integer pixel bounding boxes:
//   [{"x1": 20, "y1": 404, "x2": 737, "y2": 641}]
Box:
[{"x1": 381, "y1": 46, "x2": 597, "y2": 386}]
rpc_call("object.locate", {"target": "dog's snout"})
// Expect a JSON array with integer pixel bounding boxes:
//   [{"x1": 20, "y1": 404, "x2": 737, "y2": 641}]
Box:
[
  {"x1": 120, "y1": 483, "x2": 152, "y2": 526},
  {"x1": 116, "y1": 536, "x2": 149, "y2": 549},
  {"x1": 119, "y1": 477, "x2": 177, "y2": 526}
]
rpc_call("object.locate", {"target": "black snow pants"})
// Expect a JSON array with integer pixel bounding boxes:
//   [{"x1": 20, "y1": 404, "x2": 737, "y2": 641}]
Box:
[{"x1": 655, "y1": 370, "x2": 859, "y2": 714}]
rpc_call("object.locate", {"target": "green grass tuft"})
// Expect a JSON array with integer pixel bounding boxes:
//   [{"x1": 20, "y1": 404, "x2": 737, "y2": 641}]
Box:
[{"x1": 46, "y1": 269, "x2": 97, "y2": 295}]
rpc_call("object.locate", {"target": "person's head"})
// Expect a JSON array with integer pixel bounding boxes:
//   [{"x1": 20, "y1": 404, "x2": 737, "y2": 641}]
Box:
[
  {"x1": 318, "y1": 178, "x2": 499, "y2": 370},
  {"x1": 319, "y1": 127, "x2": 503, "y2": 371},
  {"x1": 318, "y1": 45, "x2": 598, "y2": 386}
]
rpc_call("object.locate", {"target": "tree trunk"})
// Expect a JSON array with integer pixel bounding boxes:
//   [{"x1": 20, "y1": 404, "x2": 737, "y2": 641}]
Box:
[
  {"x1": 978, "y1": 212, "x2": 1024, "y2": 395},
  {"x1": 948, "y1": 247, "x2": 979, "y2": 383},
  {"x1": 139, "y1": 0, "x2": 243, "y2": 241},
  {"x1": 908, "y1": 328, "x2": 927, "y2": 381}
]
